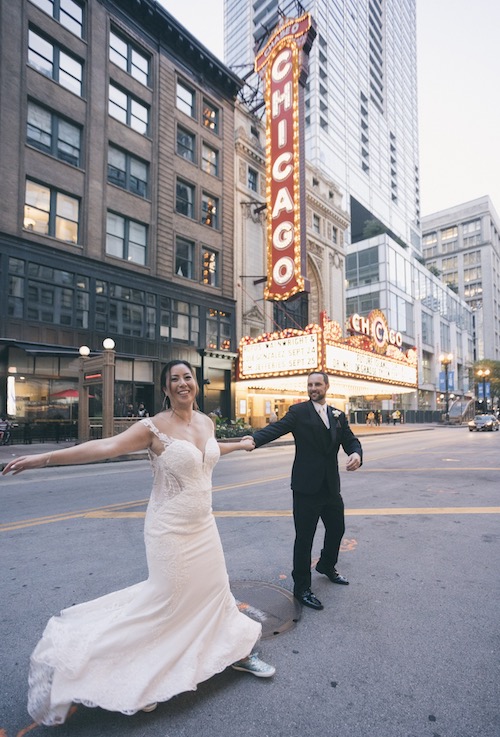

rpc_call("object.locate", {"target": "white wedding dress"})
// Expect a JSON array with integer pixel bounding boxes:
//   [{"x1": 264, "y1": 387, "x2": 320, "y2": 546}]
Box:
[{"x1": 27, "y1": 418, "x2": 261, "y2": 725}]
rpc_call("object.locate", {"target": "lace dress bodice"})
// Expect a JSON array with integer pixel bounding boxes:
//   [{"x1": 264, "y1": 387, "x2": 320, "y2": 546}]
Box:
[{"x1": 141, "y1": 417, "x2": 220, "y2": 522}]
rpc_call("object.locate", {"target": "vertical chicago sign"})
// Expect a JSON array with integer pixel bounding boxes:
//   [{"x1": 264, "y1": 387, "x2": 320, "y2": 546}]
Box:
[{"x1": 255, "y1": 13, "x2": 316, "y2": 301}]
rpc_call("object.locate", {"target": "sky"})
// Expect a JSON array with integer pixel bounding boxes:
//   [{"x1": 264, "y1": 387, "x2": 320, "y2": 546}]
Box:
[{"x1": 159, "y1": 0, "x2": 500, "y2": 218}]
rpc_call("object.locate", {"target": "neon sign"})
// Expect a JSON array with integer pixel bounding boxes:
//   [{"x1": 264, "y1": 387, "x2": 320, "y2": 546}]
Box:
[
  {"x1": 349, "y1": 310, "x2": 403, "y2": 354},
  {"x1": 255, "y1": 13, "x2": 316, "y2": 301}
]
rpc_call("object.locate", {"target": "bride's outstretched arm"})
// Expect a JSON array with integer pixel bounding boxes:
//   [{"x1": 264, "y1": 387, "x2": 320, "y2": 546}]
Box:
[
  {"x1": 217, "y1": 436, "x2": 255, "y2": 456},
  {"x1": 2, "y1": 421, "x2": 152, "y2": 476}
]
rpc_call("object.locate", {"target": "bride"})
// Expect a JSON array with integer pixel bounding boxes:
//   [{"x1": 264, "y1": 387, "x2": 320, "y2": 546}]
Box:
[{"x1": 2, "y1": 360, "x2": 274, "y2": 725}]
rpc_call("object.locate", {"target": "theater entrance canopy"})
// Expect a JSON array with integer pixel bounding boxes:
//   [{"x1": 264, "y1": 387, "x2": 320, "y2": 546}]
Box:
[{"x1": 236, "y1": 311, "x2": 417, "y2": 427}]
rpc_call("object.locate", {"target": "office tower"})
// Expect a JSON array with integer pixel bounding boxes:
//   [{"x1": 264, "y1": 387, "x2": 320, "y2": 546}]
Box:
[
  {"x1": 225, "y1": 0, "x2": 420, "y2": 250},
  {"x1": 422, "y1": 196, "x2": 500, "y2": 361}
]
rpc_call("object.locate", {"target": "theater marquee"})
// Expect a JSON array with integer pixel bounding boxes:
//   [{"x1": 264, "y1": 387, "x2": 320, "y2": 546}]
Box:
[
  {"x1": 238, "y1": 312, "x2": 418, "y2": 389},
  {"x1": 255, "y1": 13, "x2": 316, "y2": 301}
]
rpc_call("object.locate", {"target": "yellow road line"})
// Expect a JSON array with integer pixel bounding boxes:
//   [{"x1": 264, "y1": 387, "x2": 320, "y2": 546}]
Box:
[
  {"x1": 0, "y1": 475, "x2": 289, "y2": 532},
  {"x1": 360, "y1": 467, "x2": 500, "y2": 472},
  {"x1": 2, "y1": 464, "x2": 499, "y2": 531},
  {"x1": 69, "y1": 506, "x2": 500, "y2": 521}
]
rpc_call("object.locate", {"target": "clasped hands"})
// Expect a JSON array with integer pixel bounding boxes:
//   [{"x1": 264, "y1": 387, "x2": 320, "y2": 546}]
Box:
[{"x1": 240, "y1": 435, "x2": 256, "y2": 452}]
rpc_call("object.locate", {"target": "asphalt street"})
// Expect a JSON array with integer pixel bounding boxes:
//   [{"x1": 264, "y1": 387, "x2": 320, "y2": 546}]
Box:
[{"x1": 1, "y1": 427, "x2": 499, "y2": 737}]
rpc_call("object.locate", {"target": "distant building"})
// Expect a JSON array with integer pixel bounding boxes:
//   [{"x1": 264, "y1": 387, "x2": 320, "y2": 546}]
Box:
[
  {"x1": 422, "y1": 196, "x2": 500, "y2": 361},
  {"x1": 0, "y1": 0, "x2": 242, "y2": 420}
]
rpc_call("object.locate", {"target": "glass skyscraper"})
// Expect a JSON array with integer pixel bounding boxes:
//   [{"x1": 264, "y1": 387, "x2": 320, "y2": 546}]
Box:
[{"x1": 224, "y1": 0, "x2": 420, "y2": 251}]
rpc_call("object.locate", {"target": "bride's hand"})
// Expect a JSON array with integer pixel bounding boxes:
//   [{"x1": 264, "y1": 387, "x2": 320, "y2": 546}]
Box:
[
  {"x1": 239, "y1": 436, "x2": 255, "y2": 452},
  {"x1": 2, "y1": 453, "x2": 50, "y2": 476}
]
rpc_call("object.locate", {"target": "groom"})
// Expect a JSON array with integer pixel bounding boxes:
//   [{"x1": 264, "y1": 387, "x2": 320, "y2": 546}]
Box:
[{"x1": 251, "y1": 372, "x2": 362, "y2": 610}]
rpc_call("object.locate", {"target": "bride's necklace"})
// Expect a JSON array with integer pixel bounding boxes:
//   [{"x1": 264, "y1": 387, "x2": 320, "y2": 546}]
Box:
[{"x1": 171, "y1": 408, "x2": 192, "y2": 426}]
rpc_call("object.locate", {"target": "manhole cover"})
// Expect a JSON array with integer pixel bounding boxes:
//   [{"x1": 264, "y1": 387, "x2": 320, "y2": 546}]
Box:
[{"x1": 231, "y1": 580, "x2": 301, "y2": 638}]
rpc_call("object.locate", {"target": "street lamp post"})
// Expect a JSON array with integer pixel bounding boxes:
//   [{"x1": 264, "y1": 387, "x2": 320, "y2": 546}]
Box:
[
  {"x1": 439, "y1": 353, "x2": 453, "y2": 424},
  {"x1": 476, "y1": 367, "x2": 491, "y2": 413},
  {"x1": 78, "y1": 339, "x2": 116, "y2": 441}
]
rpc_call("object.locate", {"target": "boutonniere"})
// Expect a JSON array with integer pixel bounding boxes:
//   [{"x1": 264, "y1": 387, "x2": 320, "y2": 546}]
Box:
[{"x1": 331, "y1": 409, "x2": 341, "y2": 418}]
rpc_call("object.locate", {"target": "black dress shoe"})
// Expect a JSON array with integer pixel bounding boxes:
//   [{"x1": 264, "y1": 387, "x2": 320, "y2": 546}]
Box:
[
  {"x1": 315, "y1": 562, "x2": 349, "y2": 585},
  {"x1": 294, "y1": 588, "x2": 324, "y2": 610}
]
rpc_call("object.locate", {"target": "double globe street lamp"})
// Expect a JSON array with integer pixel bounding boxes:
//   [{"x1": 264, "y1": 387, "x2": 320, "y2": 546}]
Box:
[
  {"x1": 476, "y1": 367, "x2": 491, "y2": 413},
  {"x1": 439, "y1": 352, "x2": 453, "y2": 424},
  {"x1": 78, "y1": 339, "x2": 116, "y2": 441}
]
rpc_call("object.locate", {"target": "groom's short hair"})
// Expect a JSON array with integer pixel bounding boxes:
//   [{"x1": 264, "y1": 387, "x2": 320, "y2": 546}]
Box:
[{"x1": 308, "y1": 371, "x2": 329, "y2": 385}]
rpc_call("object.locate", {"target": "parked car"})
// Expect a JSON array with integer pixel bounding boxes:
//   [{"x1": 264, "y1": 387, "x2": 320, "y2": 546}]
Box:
[{"x1": 468, "y1": 414, "x2": 500, "y2": 432}]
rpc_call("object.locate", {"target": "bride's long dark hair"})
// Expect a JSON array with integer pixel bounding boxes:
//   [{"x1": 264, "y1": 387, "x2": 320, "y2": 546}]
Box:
[{"x1": 160, "y1": 360, "x2": 199, "y2": 410}]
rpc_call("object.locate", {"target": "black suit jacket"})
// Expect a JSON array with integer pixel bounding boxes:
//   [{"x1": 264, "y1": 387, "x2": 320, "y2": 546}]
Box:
[{"x1": 253, "y1": 400, "x2": 363, "y2": 496}]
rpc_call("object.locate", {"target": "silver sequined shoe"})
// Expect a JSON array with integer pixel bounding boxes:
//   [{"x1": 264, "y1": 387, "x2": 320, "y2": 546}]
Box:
[{"x1": 231, "y1": 652, "x2": 276, "y2": 678}]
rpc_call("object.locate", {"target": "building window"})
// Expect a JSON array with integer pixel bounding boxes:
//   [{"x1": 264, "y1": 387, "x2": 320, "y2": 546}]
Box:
[
  {"x1": 464, "y1": 266, "x2": 481, "y2": 283},
  {"x1": 201, "y1": 143, "x2": 219, "y2": 176},
  {"x1": 439, "y1": 322, "x2": 451, "y2": 352},
  {"x1": 28, "y1": 29, "x2": 83, "y2": 96},
  {"x1": 201, "y1": 193, "x2": 218, "y2": 228},
  {"x1": 207, "y1": 309, "x2": 231, "y2": 350},
  {"x1": 202, "y1": 100, "x2": 219, "y2": 133},
  {"x1": 441, "y1": 226, "x2": 458, "y2": 241},
  {"x1": 175, "y1": 236, "x2": 195, "y2": 279},
  {"x1": 346, "y1": 246, "x2": 379, "y2": 287},
  {"x1": 176, "y1": 179, "x2": 195, "y2": 219},
  {"x1": 346, "y1": 292, "x2": 380, "y2": 316},
  {"x1": 463, "y1": 250, "x2": 481, "y2": 266},
  {"x1": 95, "y1": 283, "x2": 154, "y2": 338},
  {"x1": 109, "y1": 29, "x2": 150, "y2": 86},
  {"x1": 160, "y1": 298, "x2": 199, "y2": 344},
  {"x1": 8, "y1": 258, "x2": 25, "y2": 318},
  {"x1": 332, "y1": 226, "x2": 338, "y2": 244},
  {"x1": 202, "y1": 247, "x2": 219, "y2": 287},
  {"x1": 444, "y1": 272, "x2": 458, "y2": 288},
  {"x1": 176, "y1": 80, "x2": 195, "y2": 117},
  {"x1": 29, "y1": 0, "x2": 84, "y2": 38},
  {"x1": 107, "y1": 146, "x2": 148, "y2": 197},
  {"x1": 24, "y1": 179, "x2": 79, "y2": 243},
  {"x1": 27, "y1": 101, "x2": 81, "y2": 166},
  {"x1": 312, "y1": 213, "x2": 320, "y2": 234},
  {"x1": 25, "y1": 264, "x2": 88, "y2": 327},
  {"x1": 177, "y1": 126, "x2": 196, "y2": 162},
  {"x1": 248, "y1": 167, "x2": 258, "y2": 192},
  {"x1": 421, "y1": 311, "x2": 433, "y2": 346},
  {"x1": 463, "y1": 219, "x2": 480, "y2": 235},
  {"x1": 108, "y1": 84, "x2": 149, "y2": 135},
  {"x1": 106, "y1": 212, "x2": 147, "y2": 265},
  {"x1": 273, "y1": 294, "x2": 308, "y2": 331},
  {"x1": 442, "y1": 256, "x2": 457, "y2": 270}
]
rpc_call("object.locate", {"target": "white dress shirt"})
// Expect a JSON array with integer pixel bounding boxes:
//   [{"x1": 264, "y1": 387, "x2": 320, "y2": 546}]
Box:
[{"x1": 312, "y1": 400, "x2": 330, "y2": 429}]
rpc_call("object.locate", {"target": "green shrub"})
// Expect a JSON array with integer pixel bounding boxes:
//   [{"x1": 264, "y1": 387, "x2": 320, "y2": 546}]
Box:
[{"x1": 212, "y1": 416, "x2": 253, "y2": 438}]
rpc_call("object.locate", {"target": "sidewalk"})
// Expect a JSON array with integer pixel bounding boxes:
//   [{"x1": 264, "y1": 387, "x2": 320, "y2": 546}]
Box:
[
  {"x1": 0, "y1": 423, "x2": 444, "y2": 471},
  {"x1": 0, "y1": 440, "x2": 149, "y2": 471}
]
